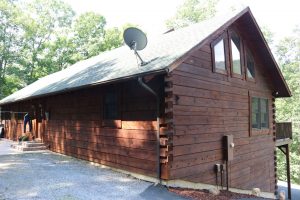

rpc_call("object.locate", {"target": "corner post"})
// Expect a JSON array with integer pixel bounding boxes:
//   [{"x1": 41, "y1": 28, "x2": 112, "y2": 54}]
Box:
[{"x1": 286, "y1": 144, "x2": 291, "y2": 200}]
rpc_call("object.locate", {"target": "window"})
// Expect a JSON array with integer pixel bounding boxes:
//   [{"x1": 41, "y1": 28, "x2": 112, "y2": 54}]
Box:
[
  {"x1": 230, "y1": 31, "x2": 242, "y2": 75},
  {"x1": 252, "y1": 97, "x2": 259, "y2": 129},
  {"x1": 103, "y1": 91, "x2": 119, "y2": 120},
  {"x1": 102, "y1": 89, "x2": 121, "y2": 128},
  {"x1": 212, "y1": 38, "x2": 227, "y2": 73},
  {"x1": 246, "y1": 49, "x2": 255, "y2": 79},
  {"x1": 251, "y1": 97, "x2": 269, "y2": 129},
  {"x1": 260, "y1": 99, "x2": 268, "y2": 128}
]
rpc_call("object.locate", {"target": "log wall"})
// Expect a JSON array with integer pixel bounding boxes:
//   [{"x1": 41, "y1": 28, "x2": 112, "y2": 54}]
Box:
[
  {"x1": 2, "y1": 76, "x2": 165, "y2": 178},
  {"x1": 165, "y1": 24, "x2": 276, "y2": 193}
]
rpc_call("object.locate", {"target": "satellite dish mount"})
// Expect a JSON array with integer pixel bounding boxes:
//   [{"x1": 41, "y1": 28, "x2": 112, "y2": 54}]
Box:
[{"x1": 123, "y1": 27, "x2": 148, "y2": 66}]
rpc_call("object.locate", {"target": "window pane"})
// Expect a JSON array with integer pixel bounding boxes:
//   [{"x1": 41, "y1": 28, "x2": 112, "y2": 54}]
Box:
[
  {"x1": 231, "y1": 33, "x2": 242, "y2": 74},
  {"x1": 260, "y1": 99, "x2": 268, "y2": 128},
  {"x1": 246, "y1": 50, "x2": 255, "y2": 78},
  {"x1": 252, "y1": 97, "x2": 260, "y2": 129},
  {"x1": 213, "y1": 39, "x2": 226, "y2": 71},
  {"x1": 104, "y1": 92, "x2": 118, "y2": 119}
]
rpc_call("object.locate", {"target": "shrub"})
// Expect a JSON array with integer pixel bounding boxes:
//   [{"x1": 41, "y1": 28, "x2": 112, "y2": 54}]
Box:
[
  {"x1": 18, "y1": 135, "x2": 29, "y2": 142},
  {"x1": 22, "y1": 135, "x2": 29, "y2": 141}
]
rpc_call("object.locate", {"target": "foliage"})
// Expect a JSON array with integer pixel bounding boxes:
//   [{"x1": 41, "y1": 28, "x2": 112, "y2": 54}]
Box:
[
  {"x1": 275, "y1": 28, "x2": 300, "y2": 184},
  {"x1": 18, "y1": 135, "x2": 29, "y2": 142},
  {"x1": 261, "y1": 25, "x2": 274, "y2": 45},
  {"x1": 166, "y1": 0, "x2": 219, "y2": 29},
  {"x1": 0, "y1": 0, "x2": 129, "y2": 98},
  {"x1": 0, "y1": 0, "x2": 23, "y2": 98},
  {"x1": 19, "y1": 0, "x2": 75, "y2": 84},
  {"x1": 72, "y1": 12, "x2": 106, "y2": 60}
]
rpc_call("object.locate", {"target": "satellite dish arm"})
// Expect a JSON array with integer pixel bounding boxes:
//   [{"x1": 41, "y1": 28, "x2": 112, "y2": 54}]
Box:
[{"x1": 131, "y1": 41, "x2": 147, "y2": 66}]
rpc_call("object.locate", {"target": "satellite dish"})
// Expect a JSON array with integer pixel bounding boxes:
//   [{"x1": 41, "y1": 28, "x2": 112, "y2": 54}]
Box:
[
  {"x1": 123, "y1": 27, "x2": 148, "y2": 66},
  {"x1": 123, "y1": 27, "x2": 147, "y2": 51}
]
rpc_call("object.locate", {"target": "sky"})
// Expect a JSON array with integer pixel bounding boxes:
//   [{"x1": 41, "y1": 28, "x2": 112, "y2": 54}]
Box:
[{"x1": 63, "y1": 0, "x2": 300, "y2": 42}]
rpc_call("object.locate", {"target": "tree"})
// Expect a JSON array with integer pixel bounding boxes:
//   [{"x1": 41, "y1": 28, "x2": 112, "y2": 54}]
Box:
[
  {"x1": 102, "y1": 27, "x2": 123, "y2": 51},
  {"x1": 72, "y1": 12, "x2": 106, "y2": 61},
  {"x1": 166, "y1": 0, "x2": 219, "y2": 29},
  {"x1": 275, "y1": 27, "x2": 300, "y2": 184},
  {"x1": 0, "y1": 0, "x2": 22, "y2": 98},
  {"x1": 40, "y1": 33, "x2": 76, "y2": 73},
  {"x1": 0, "y1": 1, "x2": 131, "y2": 99},
  {"x1": 18, "y1": 0, "x2": 75, "y2": 84}
]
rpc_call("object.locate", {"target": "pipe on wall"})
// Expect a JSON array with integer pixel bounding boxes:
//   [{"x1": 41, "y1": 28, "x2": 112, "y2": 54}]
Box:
[{"x1": 137, "y1": 76, "x2": 161, "y2": 182}]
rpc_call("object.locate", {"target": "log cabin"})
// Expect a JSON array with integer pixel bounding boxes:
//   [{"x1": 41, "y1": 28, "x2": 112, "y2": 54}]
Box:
[{"x1": 0, "y1": 7, "x2": 292, "y2": 198}]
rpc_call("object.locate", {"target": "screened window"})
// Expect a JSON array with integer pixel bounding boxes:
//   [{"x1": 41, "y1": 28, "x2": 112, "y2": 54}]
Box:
[
  {"x1": 103, "y1": 91, "x2": 119, "y2": 120},
  {"x1": 213, "y1": 39, "x2": 226, "y2": 71},
  {"x1": 230, "y1": 32, "x2": 242, "y2": 75},
  {"x1": 260, "y1": 99, "x2": 268, "y2": 128},
  {"x1": 252, "y1": 97, "x2": 259, "y2": 129},
  {"x1": 246, "y1": 49, "x2": 255, "y2": 79},
  {"x1": 251, "y1": 97, "x2": 269, "y2": 129}
]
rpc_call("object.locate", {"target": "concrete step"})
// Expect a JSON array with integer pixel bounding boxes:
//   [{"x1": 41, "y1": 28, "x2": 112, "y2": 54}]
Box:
[
  {"x1": 11, "y1": 141, "x2": 47, "y2": 152},
  {"x1": 22, "y1": 142, "x2": 45, "y2": 147},
  {"x1": 15, "y1": 145, "x2": 47, "y2": 151},
  {"x1": 35, "y1": 138, "x2": 42, "y2": 143}
]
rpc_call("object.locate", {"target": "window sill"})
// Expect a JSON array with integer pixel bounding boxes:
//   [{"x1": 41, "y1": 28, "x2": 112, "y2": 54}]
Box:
[
  {"x1": 251, "y1": 128, "x2": 271, "y2": 136},
  {"x1": 101, "y1": 120, "x2": 122, "y2": 129},
  {"x1": 231, "y1": 73, "x2": 244, "y2": 79},
  {"x1": 246, "y1": 77, "x2": 255, "y2": 82},
  {"x1": 214, "y1": 68, "x2": 228, "y2": 75}
]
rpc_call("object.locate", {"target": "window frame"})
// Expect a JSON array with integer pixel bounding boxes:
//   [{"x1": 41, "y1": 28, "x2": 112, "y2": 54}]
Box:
[
  {"x1": 211, "y1": 32, "x2": 228, "y2": 75},
  {"x1": 249, "y1": 93, "x2": 270, "y2": 136},
  {"x1": 245, "y1": 47, "x2": 256, "y2": 82},
  {"x1": 102, "y1": 87, "x2": 122, "y2": 128},
  {"x1": 228, "y1": 29, "x2": 244, "y2": 79}
]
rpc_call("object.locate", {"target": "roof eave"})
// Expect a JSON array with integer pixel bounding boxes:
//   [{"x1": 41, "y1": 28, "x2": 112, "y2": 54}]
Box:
[
  {"x1": 246, "y1": 10, "x2": 291, "y2": 98},
  {"x1": 0, "y1": 68, "x2": 168, "y2": 106}
]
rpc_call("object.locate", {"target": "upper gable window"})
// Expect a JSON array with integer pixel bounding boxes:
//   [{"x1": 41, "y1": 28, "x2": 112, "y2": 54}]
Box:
[
  {"x1": 246, "y1": 48, "x2": 255, "y2": 79},
  {"x1": 230, "y1": 31, "x2": 242, "y2": 75},
  {"x1": 212, "y1": 38, "x2": 226, "y2": 73}
]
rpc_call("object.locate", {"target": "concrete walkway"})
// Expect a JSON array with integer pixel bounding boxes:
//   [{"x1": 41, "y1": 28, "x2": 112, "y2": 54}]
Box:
[
  {"x1": 0, "y1": 139, "x2": 187, "y2": 200},
  {"x1": 0, "y1": 138, "x2": 20, "y2": 155}
]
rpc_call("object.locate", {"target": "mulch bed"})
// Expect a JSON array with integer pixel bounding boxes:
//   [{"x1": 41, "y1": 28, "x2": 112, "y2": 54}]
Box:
[{"x1": 169, "y1": 187, "x2": 272, "y2": 200}]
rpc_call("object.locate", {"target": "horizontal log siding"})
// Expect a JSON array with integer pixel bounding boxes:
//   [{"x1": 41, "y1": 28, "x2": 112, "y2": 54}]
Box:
[
  {"x1": 3, "y1": 77, "x2": 164, "y2": 178},
  {"x1": 44, "y1": 79, "x2": 162, "y2": 177},
  {"x1": 169, "y1": 28, "x2": 275, "y2": 193}
]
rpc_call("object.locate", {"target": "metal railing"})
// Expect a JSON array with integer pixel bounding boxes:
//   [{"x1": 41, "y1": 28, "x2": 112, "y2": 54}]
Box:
[{"x1": 276, "y1": 122, "x2": 292, "y2": 140}]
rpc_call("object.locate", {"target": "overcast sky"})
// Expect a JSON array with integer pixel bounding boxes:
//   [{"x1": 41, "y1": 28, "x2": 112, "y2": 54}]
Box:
[{"x1": 63, "y1": 0, "x2": 300, "y2": 41}]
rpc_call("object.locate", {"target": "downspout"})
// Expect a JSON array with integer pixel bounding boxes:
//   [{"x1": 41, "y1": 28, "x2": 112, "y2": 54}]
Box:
[{"x1": 137, "y1": 76, "x2": 161, "y2": 183}]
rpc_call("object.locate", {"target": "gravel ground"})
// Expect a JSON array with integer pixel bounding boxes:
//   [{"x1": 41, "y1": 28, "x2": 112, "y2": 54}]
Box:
[{"x1": 0, "y1": 139, "x2": 186, "y2": 200}]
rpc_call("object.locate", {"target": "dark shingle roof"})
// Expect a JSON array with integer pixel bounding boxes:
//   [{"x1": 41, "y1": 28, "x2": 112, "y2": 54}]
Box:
[{"x1": 0, "y1": 7, "x2": 290, "y2": 105}]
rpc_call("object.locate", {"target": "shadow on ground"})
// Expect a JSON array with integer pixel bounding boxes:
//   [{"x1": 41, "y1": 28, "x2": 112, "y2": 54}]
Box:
[
  {"x1": 140, "y1": 184, "x2": 187, "y2": 200},
  {"x1": 0, "y1": 139, "x2": 187, "y2": 200}
]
